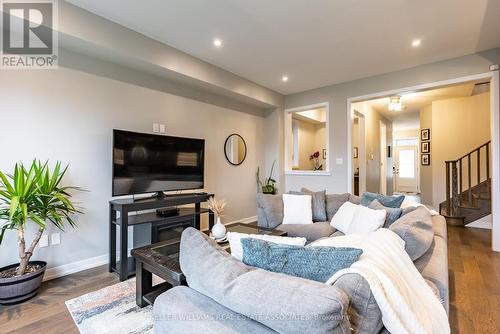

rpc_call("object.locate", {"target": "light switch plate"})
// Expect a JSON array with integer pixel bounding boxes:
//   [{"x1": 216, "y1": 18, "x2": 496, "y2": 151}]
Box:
[
  {"x1": 335, "y1": 158, "x2": 343, "y2": 165},
  {"x1": 39, "y1": 235, "x2": 49, "y2": 248},
  {"x1": 153, "y1": 123, "x2": 160, "y2": 133},
  {"x1": 51, "y1": 233, "x2": 61, "y2": 245},
  {"x1": 159, "y1": 124, "x2": 166, "y2": 133}
]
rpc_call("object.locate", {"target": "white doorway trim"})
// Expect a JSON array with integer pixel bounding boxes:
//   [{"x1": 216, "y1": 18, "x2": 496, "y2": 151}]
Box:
[
  {"x1": 379, "y1": 121, "x2": 387, "y2": 195},
  {"x1": 346, "y1": 71, "x2": 500, "y2": 252},
  {"x1": 352, "y1": 110, "x2": 366, "y2": 194}
]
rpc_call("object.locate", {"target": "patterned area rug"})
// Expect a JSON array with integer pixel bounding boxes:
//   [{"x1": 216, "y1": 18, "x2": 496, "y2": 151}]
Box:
[{"x1": 66, "y1": 278, "x2": 155, "y2": 334}]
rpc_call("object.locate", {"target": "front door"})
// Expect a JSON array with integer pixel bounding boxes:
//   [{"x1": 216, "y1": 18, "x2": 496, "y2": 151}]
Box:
[{"x1": 395, "y1": 145, "x2": 419, "y2": 193}]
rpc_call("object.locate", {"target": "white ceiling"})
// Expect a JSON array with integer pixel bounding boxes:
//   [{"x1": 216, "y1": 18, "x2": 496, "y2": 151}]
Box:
[
  {"x1": 356, "y1": 82, "x2": 485, "y2": 131},
  {"x1": 67, "y1": 0, "x2": 500, "y2": 95}
]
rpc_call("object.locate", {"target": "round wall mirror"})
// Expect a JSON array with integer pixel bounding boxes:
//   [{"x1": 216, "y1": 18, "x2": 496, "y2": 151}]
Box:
[{"x1": 224, "y1": 134, "x2": 247, "y2": 166}]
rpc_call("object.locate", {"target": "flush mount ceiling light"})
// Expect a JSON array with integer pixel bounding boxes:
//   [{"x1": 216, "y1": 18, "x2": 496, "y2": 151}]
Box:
[
  {"x1": 411, "y1": 39, "x2": 422, "y2": 47},
  {"x1": 213, "y1": 38, "x2": 222, "y2": 47},
  {"x1": 282, "y1": 75, "x2": 289, "y2": 82},
  {"x1": 388, "y1": 96, "x2": 403, "y2": 112}
]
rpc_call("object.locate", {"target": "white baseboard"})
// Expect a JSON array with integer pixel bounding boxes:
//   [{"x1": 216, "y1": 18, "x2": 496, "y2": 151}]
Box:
[
  {"x1": 43, "y1": 254, "x2": 108, "y2": 281},
  {"x1": 42, "y1": 215, "x2": 258, "y2": 282}
]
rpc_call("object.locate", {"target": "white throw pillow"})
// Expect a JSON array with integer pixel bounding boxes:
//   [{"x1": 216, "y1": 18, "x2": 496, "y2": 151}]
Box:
[
  {"x1": 226, "y1": 232, "x2": 307, "y2": 261},
  {"x1": 331, "y1": 202, "x2": 386, "y2": 235},
  {"x1": 282, "y1": 194, "x2": 313, "y2": 225},
  {"x1": 330, "y1": 201, "x2": 358, "y2": 232},
  {"x1": 348, "y1": 205, "x2": 386, "y2": 234}
]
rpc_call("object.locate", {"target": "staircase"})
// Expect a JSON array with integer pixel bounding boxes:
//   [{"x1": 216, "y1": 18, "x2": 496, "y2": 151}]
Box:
[{"x1": 439, "y1": 141, "x2": 491, "y2": 226}]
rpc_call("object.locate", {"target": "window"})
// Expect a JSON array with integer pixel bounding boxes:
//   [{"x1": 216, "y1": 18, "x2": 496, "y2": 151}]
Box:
[{"x1": 284, "y1": 103, "x2": 330, "y2": 174}]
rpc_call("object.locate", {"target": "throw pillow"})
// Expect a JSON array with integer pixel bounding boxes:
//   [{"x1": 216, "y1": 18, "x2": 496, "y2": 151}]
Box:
[
  {"x1": 301, "y1": 188, "x2": 327, "y2": 222},
  {"x1": 256, "y1": 193, "x2": 283, "y2": 229},
  {"x1": 368, "y1": 199, "x2": 403, "y2": 228},
  {"x1": 288, "y1": 189, "x2": 327, "y2": 222},
  {"x1": 241, "y1": 238, "x2": 362, "y2": 283},
  {"x1": 360, "y1": 192, "x2": 405, "y2": 208},
  {"x1": 325, "y1": 193, "x2": 350, "y2": 221},
  {"x1": 389, "y1": 206, "x2": 433, "y2": 261},
  {"x1": 282, "y1": 194, "x2": 313, "y2": 225},
  {"x1": 331, "y1": 202, "x2": 386, "y2": 235},
  {"x1": 226, "y1": 232, "x2": 307, "y2": 261}
]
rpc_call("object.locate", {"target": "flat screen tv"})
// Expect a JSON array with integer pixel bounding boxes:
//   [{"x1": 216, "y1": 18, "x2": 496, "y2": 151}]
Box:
[{"x1": 112, "y1": 129, "x2": 205, "y2": 197}]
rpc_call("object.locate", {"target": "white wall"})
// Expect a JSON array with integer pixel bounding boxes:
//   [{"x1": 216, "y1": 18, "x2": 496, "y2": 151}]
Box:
[{"x1": 0, "y1": 60, "x2": 266, "y2": 271}]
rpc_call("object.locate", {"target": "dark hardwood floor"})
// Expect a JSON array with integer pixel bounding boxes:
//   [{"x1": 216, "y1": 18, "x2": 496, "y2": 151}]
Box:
[{"x1": 1, "y1": 226, "x2": 499, "y2": 333}]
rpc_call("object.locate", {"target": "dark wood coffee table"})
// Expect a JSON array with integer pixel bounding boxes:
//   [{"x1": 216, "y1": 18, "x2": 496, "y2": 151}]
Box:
[{"x1": 131, "y1": 223, "x2": 286, "y2": 307}]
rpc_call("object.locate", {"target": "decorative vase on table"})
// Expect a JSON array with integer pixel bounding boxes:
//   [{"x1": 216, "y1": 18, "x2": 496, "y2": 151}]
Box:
[{"x1": 211, "y1": 217, "x2": 226, "y2": 240}]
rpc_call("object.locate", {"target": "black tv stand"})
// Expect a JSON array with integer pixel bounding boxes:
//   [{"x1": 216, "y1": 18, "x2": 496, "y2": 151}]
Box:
[
  {"x1": 109, "y1": 192, "x2": 214, "y2": 281},
  {"x1": 133, "y1": 191, "x2": 167, "y2": 202}
]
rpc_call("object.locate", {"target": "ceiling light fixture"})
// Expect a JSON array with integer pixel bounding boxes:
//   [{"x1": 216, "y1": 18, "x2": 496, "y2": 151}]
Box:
[
  {"x1": 213, "y1": 38, "x2": 222, "y2": 47},
  {"x1": 411, "y1": 39, "x2": 421, "y2": 47},
  {"x1": 388, "y1": 96, "x2": 403, "y2": 112},
  {"x1": 282, "y1": 75, "x2": 289, "y2": 82}
]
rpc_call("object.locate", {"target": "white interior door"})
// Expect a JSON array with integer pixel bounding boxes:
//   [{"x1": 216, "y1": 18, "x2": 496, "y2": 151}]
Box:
[{"x1": 395, "y1": 145, "x2": 419, "y2": 193}]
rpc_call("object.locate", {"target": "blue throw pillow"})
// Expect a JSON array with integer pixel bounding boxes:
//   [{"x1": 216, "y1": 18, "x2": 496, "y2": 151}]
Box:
[
  {"x1": 241, "y1": 238, "x2": 362, "y2": 283},
  {"x1": 368, "y1": 199, "x2": 402, "y2": 227},
  {"x1": 360, "y1": 192, "x2": 405, "y2": 208}
]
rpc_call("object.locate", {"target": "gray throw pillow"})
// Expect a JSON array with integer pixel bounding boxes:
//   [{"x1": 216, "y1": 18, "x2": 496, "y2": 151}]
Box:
[
  {"x1": 389, "y1": 206, "x2": 433, "y2": 261},
  {"x1": 179, "y1": 228, "x2": 350, "y2": 333},
  {"x1": 241, "y1": 238, "x2": 362, "y2": 283},
  {"x1": 361, "y1": 192, "x2": 405, "y2": 208},
  {"x1": 369, "y1": 199, "x2": 403, "y2": 228},
  {"x1": 256, "y1": 193, "x2": 283, "y2": 229},
  {"x1": 301, "y1": 188, "x2": 327, "y2": 222},
  {"x1": 401, "y1": 206, "x2": 418, "y2": 216},
  {"x1": 325, "y1": 193, "x2": 351, "y2": 221}
]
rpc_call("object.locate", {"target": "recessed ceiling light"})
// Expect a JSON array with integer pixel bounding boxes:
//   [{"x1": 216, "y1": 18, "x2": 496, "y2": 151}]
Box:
[
  {"x1": 282, "y1": 75, "x2": 289, "y2": 82},
  {"x1": 411, "y1": 39, "x2": 421, "y2": 47},
  {"x1": 213, "y1": 38, "x2": 222, "y2": 47}
]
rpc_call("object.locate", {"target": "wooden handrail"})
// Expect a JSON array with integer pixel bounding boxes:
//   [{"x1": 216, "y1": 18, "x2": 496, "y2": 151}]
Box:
[{"x1": 445, "y1": 140, "x2": 491, "y2": 163}]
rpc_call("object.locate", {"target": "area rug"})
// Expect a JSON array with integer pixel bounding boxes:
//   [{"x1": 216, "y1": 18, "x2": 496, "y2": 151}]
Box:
[{"x1": 66, "y1": 278, "x2": 157, "y2": 334}]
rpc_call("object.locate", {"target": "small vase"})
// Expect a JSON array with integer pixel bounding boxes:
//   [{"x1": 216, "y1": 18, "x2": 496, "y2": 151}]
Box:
[{"x1": 211, "y1": 217, "x2": 226, "y2": 240}]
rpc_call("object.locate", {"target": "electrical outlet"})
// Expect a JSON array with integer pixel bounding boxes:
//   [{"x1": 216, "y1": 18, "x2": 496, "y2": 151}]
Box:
[
  {"x1": 153, "y1": 123, "x2": 160, "y2": 133},
  {"x1": 51, "y1": 233, "x2": 61, "y2": 245},
  {"x1": 159, "y1": 124, "x2": 166, "y2": 133},
  {"x1": 39, "y1": 235, "x2": 49, "y2": 248}
]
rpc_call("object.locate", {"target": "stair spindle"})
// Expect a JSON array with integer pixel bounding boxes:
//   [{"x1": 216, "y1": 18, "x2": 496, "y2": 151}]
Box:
[
  {"x1": 459, "y1": 159, "x2": 462, "y2": 206},
  {"x1": 451, "y1": 162, "x2": 459, "y2": 216},
  {"x1": 446, "y1": 162, "x2": 451, "y2": 215},
  {"x1": 468, "y1": 154, "x2": 472, "y2": 206},
  {"x1": 477, "y1": 148, "x2": 481, "y2": 186}
]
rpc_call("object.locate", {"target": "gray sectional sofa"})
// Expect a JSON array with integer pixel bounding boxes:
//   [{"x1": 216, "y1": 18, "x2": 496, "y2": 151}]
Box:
[{"x1": 153, "y1": 193, "x2": 449, "y2": 333}]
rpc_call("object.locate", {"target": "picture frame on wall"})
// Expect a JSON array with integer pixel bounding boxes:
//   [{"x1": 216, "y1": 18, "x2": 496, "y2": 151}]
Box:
[
  {"x1": 421, "y1": 154, "x2": 430, "y2": 166},
  {"x1": 421, "y1": 141, "x2": 430, "y2": 153},
  {"x1": 421, "y1": 128, "x2": 430, "y2": 141},
  {"x1": 353, "y1": 147, "x2": 358, "y2": 158},
  {"x1": 323, "y1": 149, "x2": 327, "y2": 159}
]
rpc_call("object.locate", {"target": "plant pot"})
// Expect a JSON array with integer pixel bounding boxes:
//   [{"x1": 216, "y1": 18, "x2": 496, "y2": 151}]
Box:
[{"x1": 0, "y1": 261, "x2": 47, "y2": 305}]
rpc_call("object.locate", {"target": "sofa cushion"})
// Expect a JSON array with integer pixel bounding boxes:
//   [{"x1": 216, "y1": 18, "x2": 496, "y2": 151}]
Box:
[
  {"x1": 349, "y1": 194, "x2": 362, "y2": 205},
  {"x1": 241, "y1": 238, "x2": 362, "y2": 283},
  {"x1": 389, "y1": 206, "x2": 433, "y2": 261},
  {"x1": 301, "y1": 188, "x2": 328, "y2": 221},
  {"x1": 154, "y1": 286, "x2": 277, "y2": 334},
  {"x1": 256, "y1": 193, "x2": 283, "y2": 229},
  {"x1": 414, "y1": 236, "x2": 449, "y2": 314},
  {"x1": 179, "y1": 227, "x2": 351, "y2": 333},
  {"x1": 360, "y1": 192, "x2": 405, "y2": 208},
  {"x1": 368, "y1": 199, "x2": 403, "y2": 228},
  {"x1": 326, "y1": 193, "x2": 350, "y2": 221},
  {"x1": 332, "y1": 273, "x2": 383, "y2": 333},
  {"x1": 275, "y1": 222, "x2": 335, "y2": 242},
  {"x1": 432, "y1": 215, "x2": 447, "y2": 241}
]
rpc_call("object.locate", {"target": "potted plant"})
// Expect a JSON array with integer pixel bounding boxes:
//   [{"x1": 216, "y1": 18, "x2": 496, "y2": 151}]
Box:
[
  {"x1": 257, "y1": 161, "x2": 277, "y2": 194},
  {"x1": 0, "y1": 161, "x2": 82, "y2": 304}
]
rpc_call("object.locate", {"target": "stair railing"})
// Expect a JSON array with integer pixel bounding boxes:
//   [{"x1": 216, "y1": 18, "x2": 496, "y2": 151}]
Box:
[{"x1": 445, "y1": 141, "x2": 491, "y2": 216}]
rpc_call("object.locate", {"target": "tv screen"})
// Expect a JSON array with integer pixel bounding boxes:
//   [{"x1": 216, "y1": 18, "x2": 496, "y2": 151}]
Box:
[{"x1": 112, "y1": 130, "x2": 205, "y2": 196}]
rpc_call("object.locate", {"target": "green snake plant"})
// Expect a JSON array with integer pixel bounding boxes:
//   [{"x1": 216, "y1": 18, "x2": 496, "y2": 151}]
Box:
[{"x1": 0, "y1": 161, "x2": 83, "y2": 276}]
